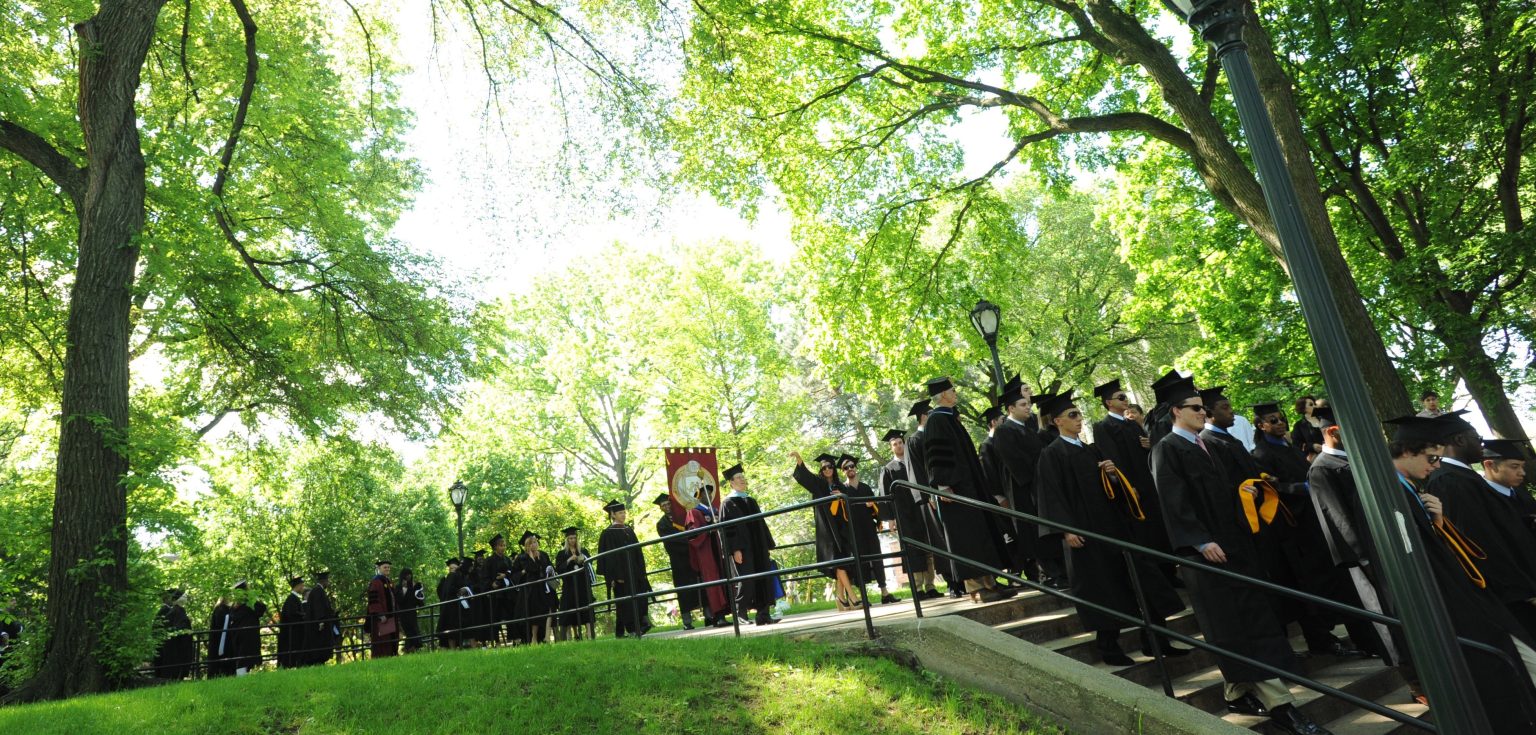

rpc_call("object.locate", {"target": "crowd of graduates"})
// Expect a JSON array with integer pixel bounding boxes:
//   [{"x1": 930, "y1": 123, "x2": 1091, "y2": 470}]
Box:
[
  {"x1": 858, "y1": 371, "x2": 1536, "y2": 735},
  {"x1": 144, "y1": 467, "x2": 789, "y2": 679}
]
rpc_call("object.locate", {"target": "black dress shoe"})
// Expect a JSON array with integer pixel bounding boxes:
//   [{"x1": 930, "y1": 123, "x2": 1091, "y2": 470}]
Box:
[
  {"x1": 755, "y1": 616, "x2": 778, "y2": 626},
  {"x1": 681, "y1": 620, "x2": 695, "y2": 631},
  {"x1": 712, "y1": 617, "x2": 731, "y2": 628},
  {"x1": 1100, "y1": 651, "x2": 1135, "y2": 667},
  {"x1": 880, "y1": 593, "x2": 899, "y2": 604},
  {"x1": 1225, "y1": 692, "x2": 1269, "y2": 716},
  {"x1": 977, "y1": 588, "x2": 1009, "y2": 603},
  {"x1": 924, "y1": 588, "x2": 943, "y2": 599},
  {"x1": 995, "y1": 586, "x2": 1019, "y2": 599},
  {"x1": 948, "y1": 589, "x2": 964, "y2": 599},
  {"x1": 1146, "y1": 645, "x2": 1191, "y2": 658},
  {"x1": 1269, "y1": 704, "x2": 1332, "y2": 735}
]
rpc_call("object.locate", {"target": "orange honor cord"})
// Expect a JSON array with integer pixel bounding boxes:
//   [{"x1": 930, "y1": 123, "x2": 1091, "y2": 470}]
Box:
[
  {"x1": 1238, "y1": 478, "x2": 1282, "y2": 533},
  {"x1": 1436, "y1": 519, "x2": 1489, "y2": 588},
  {"x1": 1100, "y1": 467, "x2": 1147, "y2": 521}
]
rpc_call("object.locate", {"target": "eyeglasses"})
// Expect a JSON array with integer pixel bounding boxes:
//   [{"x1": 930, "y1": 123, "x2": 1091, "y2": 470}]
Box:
[
  {"x1": 1426, "y1": 455, "x2": 1441, "y2": 464},
  {"x1": 1064, "y1": 410, "x2": 1082, "y2": 419},
  {"x1": 1175, "y1": 404, "x2": 1207, "y2": 413},
  {"x1": 1111, "y1": 393, "x2": 1128, "y2": 401},
  {"x1": 1262, "y1": 416, "x2": 1286, "y2": 425}
]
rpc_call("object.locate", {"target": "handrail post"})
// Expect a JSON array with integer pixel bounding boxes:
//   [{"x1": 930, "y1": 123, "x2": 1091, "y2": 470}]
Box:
[
  {"x1": 896, "y1": 517, "x2": 925, "y2": 620},
  {"x1": 846, "y1": 499, "x2": 877, "y2": 640},
  {"x1": 1123, "y1": 549, "x2": 1174, "y2": 698},
  {"x1": 626, "y1": 545, "x2": 643, "y2": 639}
]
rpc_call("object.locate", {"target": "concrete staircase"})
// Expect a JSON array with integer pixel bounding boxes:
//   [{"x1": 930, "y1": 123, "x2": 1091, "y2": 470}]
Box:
[{"x1": 945, "y1": 590, "x2": 1430, "y2": 734}]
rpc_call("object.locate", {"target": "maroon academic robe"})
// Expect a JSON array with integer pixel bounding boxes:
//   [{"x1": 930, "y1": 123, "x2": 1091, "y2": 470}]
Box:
[
  {"x1": 686, "y1": 505, "x2": 730, "y2": 617},
  {"x1": 366, "y1": 574, "x2": 399, "y2": 657}
]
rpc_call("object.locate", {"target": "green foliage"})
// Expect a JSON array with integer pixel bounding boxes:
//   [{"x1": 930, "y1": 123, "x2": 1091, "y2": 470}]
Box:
[{"x1": 0, "y1": 636, "x2": 1057, "y2": 734}]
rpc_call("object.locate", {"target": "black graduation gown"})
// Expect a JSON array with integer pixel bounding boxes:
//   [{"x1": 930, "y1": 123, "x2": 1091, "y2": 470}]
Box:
[
  {"x1": 436, "y1": 572, "x2": 463, "y2": 644},
  {"x1": 1152, "y1": 431, "x2": 1296, "y2": 682},
  {"x1": 1203, "y1": 427, "x2": 1308, "y2": 624},
  {"x1": 556, "y1": 547, "x2": 596, "y2": 625},
  {"x1": 512, "y1": 551, "x2": 559, "y2": 641},
  {"x1": 1428, "y1": 462, "x2": 1536, "y2": 636},
  {"x1": 598, "y1": 524, "x2": 651, "y2": 633},
  {"x1": 277, "y1": 591, "x2": 307, "y2": 668},
  {"x1": 484, "y1": 552, "x2": 516, "y2": 631},
  {"x1": 1093, "y1": 414, "x2": 1172, "y2": 555},
  {"x1": 792, "y1": 463, "x2": 859, "y2": 579},
  {"x1": 720, "y1": 493, "x2": 777, "y2": 614},
  {"x1": 921, "y1": 406, "x2": 1009, "y2": 580},
  {"x1": 1036, "y1": 436, "x2": 1183, "y2": 632},
  {"x1": 228, "y1": 601, "x2": 266, "y2": 672},
  {"x1": 207, "y1": 603, "x2": 234, "y2": 676},
  {"x1": 844, "y1": 479, "x2": 884, "y2": 583},
  {"x1": 1291, "y1": 420, "x2": 1324, "y2": 457},
  {"x1": 1310, "y1": 452, "x2": 1536, "y2": 732},
  {"x1": 992, "y1": 417, "x2": 1044, "y2": 565},
  {"x1": 658, "y1": 515, "x2": 701, "y2": 614},
  {"x1": 395, "y1": 580, "x2": 424, "y2": 647},
  {"x1": 306, "y1": 584, "x2": 338, "y2": 664},
  {"x1": 880, "y1": 457, "x2": 932, "y2": 574},
  {"x1": 152, "y1": 604, "x2": 194, "y2": 679}
]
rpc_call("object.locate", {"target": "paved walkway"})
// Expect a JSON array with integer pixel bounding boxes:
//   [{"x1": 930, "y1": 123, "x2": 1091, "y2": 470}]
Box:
[{"x1": 648, "y1": 593, "x2": 986, "y2": 641}]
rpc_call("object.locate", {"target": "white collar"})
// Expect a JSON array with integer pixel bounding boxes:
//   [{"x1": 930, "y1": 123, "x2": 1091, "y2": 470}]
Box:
[
  {"x1": 1171, "y1": 426, "x2": 1201, "y2": 445},
  {"x1": 1107, "y1": 411, "x2": 1127, "y2": 421},
  {"x1": 1486, "y1": 480, "x2": 1515, "y2": 498},
  {"x1": 1006, "y1": 415, "x2": 1032, "y2": 427},
  {"x1": 727, "y1": 490, "x2": 749, "y2": 498},
  {"x1": 1204, "y1": 423, "x2": 1229, "y2": 435},
  {"x1": 1060, "y1": 435, "x2": 1083, "y2": 447},
  {"x1": 1439, "y1": 457, "x2": 1474, "y2": 471},
  {"x1": 1321, "y1": 446, "x2": 1348, "y2": 457}
]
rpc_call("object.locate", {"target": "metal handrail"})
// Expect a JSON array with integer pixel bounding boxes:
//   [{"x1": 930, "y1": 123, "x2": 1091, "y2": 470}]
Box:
[{"x1": 892, "y1": 479, "x2": 1535, "y2": 733}]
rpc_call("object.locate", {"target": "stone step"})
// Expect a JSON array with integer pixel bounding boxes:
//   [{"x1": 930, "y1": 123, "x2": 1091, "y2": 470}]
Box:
[
  {"x1": 1317, "y1": 685, "x2": 1429, "y2": 735},
  {"x1": 945, "y1": 589, "x2": 1075, "y2": 628}
]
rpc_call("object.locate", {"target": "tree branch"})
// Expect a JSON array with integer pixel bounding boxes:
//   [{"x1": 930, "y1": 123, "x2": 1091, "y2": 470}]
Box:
[{"x1": 0, "y1": 120, "x2": 87, "y2": 208}]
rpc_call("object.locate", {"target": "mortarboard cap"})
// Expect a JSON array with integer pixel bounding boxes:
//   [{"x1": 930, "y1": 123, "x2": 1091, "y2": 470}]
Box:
[
  {"x1": 652, "y1": 493, "x2": 672, "y2": 506},
  {"x1": 1092, "y1": 379, "x2": 1122, "y2": 400},
  {"x1": 907, "y1": 399, "x2": 932, "y2": 418},
  {"x1": 288, "y1": 574, "x2": 304, "y2": 587},
  {"x1": 1434, "y1": 409, "x2": 1477, "y2": 438},
  {"x1": 1161, "y1": 377, "x2": 1200, "y2": 406},
  {"x1": 489, "y1": 533, "x2": 505, "y2": 546},
  {"x1": 603, "y1": 499, "x2": 626, "y2": 514},
  {"x1": 1039, "y1": 389, "x2": 1078, "y2": 419},
  {"x1": 980, "y1": 406, "x2": 1002, "y2": 424},
  {"x1": 1251, "y1": 402, "x2": 1282, "y2": 418},
  {"x1": 838, "y1": 453, "x2": 858, "y2": 468},
  {"x1": 999, "y1": 387, "x2": 1024, "y2": 407},
  {"x1": 1003, "y1": 374, "x2": 1023, "y2": 393},
  {"x1": 519, "y1": 530, "x2": 540, "y2": 545},
  {"x1": 1312, "y1": 406, "x2": 1337, "y2": 428},
  {"x1": 313, "y1": 568, "x2": 330, "y2": 580},
  {"x1": 375, "y1": 560, "x2": 391, "y2": 567},
  {"x1": 1384, "y1": 415, "x2": 1445, "y2": 444},
  {"x1": 1198, "y1": 386, "x2": 1228, "y2": 407},
  {"x1": 813, "y1": 452, "x2": 839, "y2": 465},
  {"x1": 925, "y1": 377, "x2": 954, "y2": 396},
  {"x1": 1029, "y1": 392, "x2": 1055, "y2": 407},
  {"x1": 233, "y1": 580, "x2": 249, "y2": 590},
  {"x1": 1481, "y1": 438, "x2": 1530, "y2": 461},
  {"x1": 446, "y1": 558, "x2": 460, "y2": 567},
  {"x1": 722, "y1": 463, "x2": 745, "y2": 480},
  {"x1": 472, "y1": 548, "x2": 487, "y2": 557},
  {"x1": 880, "y1": 429, "x2": 905, "y2": 442},
  {"x1": 561, "y1": 526, "x2": 580, "y2": 536}
]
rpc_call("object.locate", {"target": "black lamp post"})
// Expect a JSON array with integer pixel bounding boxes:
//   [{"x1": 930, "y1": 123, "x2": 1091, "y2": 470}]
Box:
[
  {"x1": 969, "y1": 299, "x2": 1005, "y2": 402},
  {"x1": 448, "y1": 480, "x2": 468, "y2": 560},
  {"x1": 1160, "y1": 2, "x2": 1486, "y2": 731}
]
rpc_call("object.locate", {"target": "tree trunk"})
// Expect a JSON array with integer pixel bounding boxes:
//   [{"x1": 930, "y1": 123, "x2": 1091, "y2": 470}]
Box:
[
  {"x1": 11, "y1": 0, "x2": 166, "y2": 702},
  {"x1": 1242, "y1": 7, "x2": 1413, "y2": 419},
  {"x1": 1431, "y1": 323, "x2": 1526, "y2": 437}
]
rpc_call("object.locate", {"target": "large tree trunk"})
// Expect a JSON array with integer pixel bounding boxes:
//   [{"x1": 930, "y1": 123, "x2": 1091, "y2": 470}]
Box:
[
  {"x1": 1432, "y1": 323, "x2": 1526, "y2": 437},
  {"x1": 11, "y1": 0, "x2": 166, "y2": 702},
  {"x1": 1242, "y1": 8, "x2": 1412, "y2": 418}
]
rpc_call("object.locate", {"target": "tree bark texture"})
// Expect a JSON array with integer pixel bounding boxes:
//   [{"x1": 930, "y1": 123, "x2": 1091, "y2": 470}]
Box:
[{"x1": 15, "y1": 0, "x2": 168, "y2": 702}]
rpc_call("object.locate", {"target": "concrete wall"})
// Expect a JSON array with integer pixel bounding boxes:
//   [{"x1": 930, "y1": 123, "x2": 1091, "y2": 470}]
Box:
[{"x1": 796, "y1": 615, "x2": 1246, "y2": 735}]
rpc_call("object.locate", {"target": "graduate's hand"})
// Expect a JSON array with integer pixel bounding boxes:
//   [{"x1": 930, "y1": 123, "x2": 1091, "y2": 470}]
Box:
[
  {"x1": 938, "y1": 485, "x2": 955, "y2": 502},
  {"x1": 734, "y1": 551, "x2": 744, "y2": 564},
  {"x1": 790, "y1": 451, "x2": 803, "y2": 465},
  {"x1": 1421, "y1": 493, "x2": 1444, "y2": 525},
  {"x1": 1064, "y1": 533, "x2": 1086, "y2": 548},
  {"x1": 1097, "y1": 459, "x2": 1115, "y2": 472},
  {"x1": 1200, "y1": 543, "x2": 1228, "y2": 564},
  {"x1": 1139, "y1": 436, "x2": 1151, "y2": 449}
]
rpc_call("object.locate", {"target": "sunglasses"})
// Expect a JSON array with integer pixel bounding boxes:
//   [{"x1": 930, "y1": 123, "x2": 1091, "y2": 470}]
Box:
[
  {"x1": 1063, "y1": 410, "x2": 1082, "y2": 419},
  {"x1": 1175, "y1": 404, "x2": 1208, "y2": 413},
  {"x1": 1111, "y1": 393, "x2": 1128, "y2": 401},
  {"x1": 1426, "y1": 455, "x2": 1441, "y2": 464},
  {"x1": 1262, "y1": 415, "x2": 1286, "y2": 425}
]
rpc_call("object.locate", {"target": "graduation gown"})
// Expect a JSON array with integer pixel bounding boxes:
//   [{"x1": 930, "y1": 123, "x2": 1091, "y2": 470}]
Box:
[
  {"x1": 598, "y1": 523, "x2": 651, "y2": 633},
  {"x1": 228, "y1": 601, "x2": 266, "y2": 672},
  {"x1": 366, "y1": 574, "x2": 399, "y2": 656},
  {"x1": 306, "y1": 584, "x2": 339, "y2": 664},
  {"x1": 152, "y1": 604, "x2": 194, "y2": 679},
  {"x1": 511, "y1": 551, "x2": 559, "y2": 641},
  {"x1": 555, "y1": 547, "x2": 596, "y2": 626},
  {"x1": 992, "y1": 417, "x2": 1045, "y2": 566},
  {"x1": 881, "y1": 457, "x2": 930, "y2": 573},
  {"x1": 793, "y1": 464, "x2": 861, "y2": 579},
  {"x1": 1093, "y1": 414, "x2": 1172, "y2": 555},
  {"x1": 721, "y1": 493, "x2": 777, "y2": 614},
  {"x1": 395, "y1": 579, "x2": 424, "y2": 647},
  {"x1": 207, "y1": 603, "x2": 234, "y2": 676},
  {"x1": 921, "y1": 406, "x2": 1010, "y2": 580},
  {"x1": 658, "y1": 514, "x2": 701, "y2": 614},
  {"x1": 1307, "y1": 451, "x2": 1372, "y2": 568},
  {"x1": 845, "y1": 479, "x2": 884, "y2": 583},
  {"x1": 685, "y1": 505, "x2": 730, "y2": 617},
  {"x1": 277, "y1": 591, "x2": 307, "y2": 668},
  {"x1": 1036, "y1": 436, "x2": 1183, "y2": 632},
  {"x1": 436, "y1": 572, "x2": 464, "y2": 644},
  {"x1": 484, "y1": 552, "x2": 517, "y2": 630},
  {"x1": 1152, "y1": 431, "x2": 1296, "y2": 682},
  {"x1": 1428, "y1": 462, "x2": 1536, "y2": 636}
]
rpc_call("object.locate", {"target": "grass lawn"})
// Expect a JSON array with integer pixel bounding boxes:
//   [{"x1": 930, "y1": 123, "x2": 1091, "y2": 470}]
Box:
[{"x1": 0, "y1": 635, "x2": 1057, "y2": 734}]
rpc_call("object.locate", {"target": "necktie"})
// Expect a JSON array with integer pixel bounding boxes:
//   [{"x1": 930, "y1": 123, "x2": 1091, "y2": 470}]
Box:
[{"x1": 1195, "y1": 435, "x2": 1211, "y2": 456}]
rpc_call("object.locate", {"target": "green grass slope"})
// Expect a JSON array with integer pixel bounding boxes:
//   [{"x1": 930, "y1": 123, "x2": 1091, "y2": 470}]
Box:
[{"x1": 0, "y1": 636, "x2": 1057, "y2": 734}]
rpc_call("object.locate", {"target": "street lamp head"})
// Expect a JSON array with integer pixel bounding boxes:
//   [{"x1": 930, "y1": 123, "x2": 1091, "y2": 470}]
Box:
[
  {"x1": 1159, "y1": 0, "x2": 1246, "y2": 56},
  {"x1": 969, "y1": 299, "x2": 1001, "y2": 342},
  {"x1": 448, "y1": 480, "x2": 467, "y2": 507},
  {"x1": 1160, "y1": 0, "x2": 1196, "y2": 19}
]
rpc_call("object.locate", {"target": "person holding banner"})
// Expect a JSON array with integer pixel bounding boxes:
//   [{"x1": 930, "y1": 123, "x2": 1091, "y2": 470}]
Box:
[
  {"x1": 1034, "y1": 390, "x2": 1186, "y2": 666},
  {"x1": 720, "y1": 464, "x2": 778, "y2": 626},
  {"x1": 655, "y1": 493, "x2": 703, "y2": 629}
]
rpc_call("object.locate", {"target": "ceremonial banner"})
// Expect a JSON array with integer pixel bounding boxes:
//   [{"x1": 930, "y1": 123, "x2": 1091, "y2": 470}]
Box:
[{"x1": 662, "y1": 447, "x2": 720, "y2": 527}]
